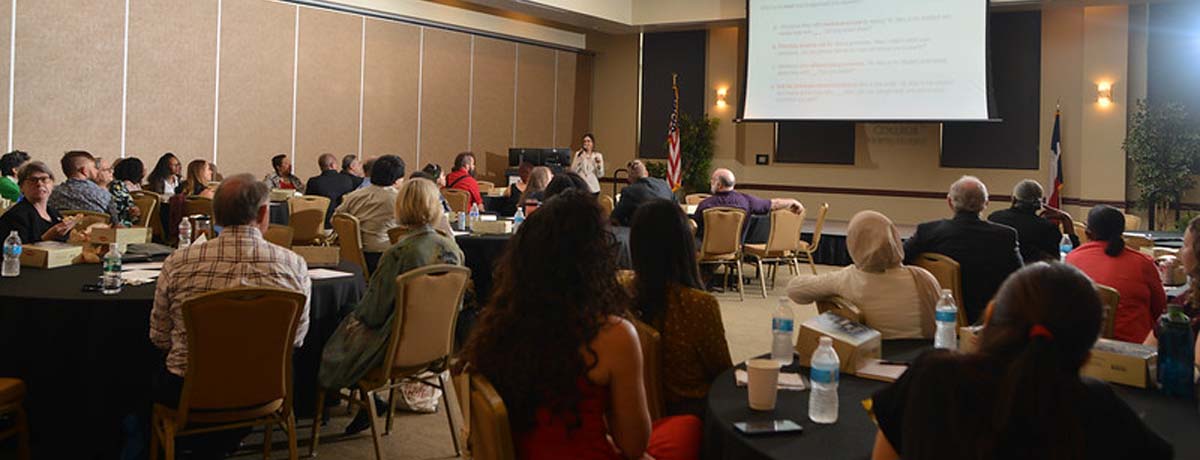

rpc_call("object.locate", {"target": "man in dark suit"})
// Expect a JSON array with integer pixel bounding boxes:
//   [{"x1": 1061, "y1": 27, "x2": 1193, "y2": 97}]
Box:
[
  {"x1": 610, "y1": 160, "x2": 676, "y2": 226},
  {"x1": 903, "y1": 176, "x2": 1023, "y2": 324},
  {"x1": 306, "y1": 153, "x2": 359, "y2": 224},
  {"x1": 988, "y1": 179, "x2": 1079, "y2": 263}
]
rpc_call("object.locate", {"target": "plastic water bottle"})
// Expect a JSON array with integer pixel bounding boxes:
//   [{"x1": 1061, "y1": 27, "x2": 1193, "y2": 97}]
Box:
[
  {"x1": 771, "y1": 297, "x2": 795, "y2": 364},
  {"x1": 178, "y1": 218, "x2": 192, "y2": 249},
  {"x1": 1156, "y1": 304, "x2": 1195, "y2": 398},
  {"x1": 808, "y1": 336, "x2": 840, "y2": 424},
  {"x1": 513, "y1": 207, "x2": 525, "y2": 230},
  {"x1": 2, "y1": 231, "x2": 20, "y2": 278},
  {"x1": 101, "y1": 243, "x2": 122, "y2": 295},
  {"x1": 468, "y1": 203, "x2": 481, "y2": 230},
  {"x1": 934, "y1": 289, "x2": 958, "y2": 350},
  {"x1": 1059, "y1": 234, "x2": 1073, "y2": 262}
]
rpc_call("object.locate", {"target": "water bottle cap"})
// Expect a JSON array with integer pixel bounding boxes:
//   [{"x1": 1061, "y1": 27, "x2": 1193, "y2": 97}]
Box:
[
  {"x1": 818, "y1": 336, "x2": 833, "y2": 346},
  {"x1": 941, "y1": 288, "x2": 952, "y2": 295}
]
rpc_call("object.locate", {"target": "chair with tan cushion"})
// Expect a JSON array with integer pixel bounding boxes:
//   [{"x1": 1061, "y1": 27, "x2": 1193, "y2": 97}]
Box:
[
  {"x1": 912, "y1": 253, "x2": 967, "y2": 327},
  {"x1": 0, "y1": 378, "x2": 30, "y2": 460},
  {"x1": 132, "y1": 191, "x2": 165, "y2": 240},
  {"x1": 183, "y1": 196, "x2": 213, "y2": 218},
  {"x1": 744, "y1": 208, "x2": 807, "y2": 295},
  {"x1": 684, "y1": 193, "x2": 710, "y2": 206},
  {"x1": 815, "y1": 296, "x2": 864, "y2": 324},
  {"x1": 599, "y1": 195, "x2": 614, "y2": 219},
  {"x1": 698, "y1": 207, "x2": 748, "y2": 301},
  {"x1": 630, "y1": 318, "x2": 665, "y2": 421},
  {"x1": 1124, "y1": 213, "x2": 1142, "y2": 232},
  {"x1": 1095, "y1": 283, "x2": 1120, "y2": 339},
  {"x1": 60, "y1": 209, "x2": 112, "y2": 232},
  {"x1": 289, "y1": 208, "x2": 327, "y2": 246},
  {"x1": 793, "y1": 203, "x2": 829, "y2": 275},
  {"x1": 1124, "y1": 235, "x2": 1154, "y2": 252},
  {"x1": 1073, "y1": 221, "x2": 1090, "y2": 244},
  {"x1": 132, "y1": 193, "x2": 159, "y2": 232},
  {"x1": 443, "y1": 189, "x2": 471, "y2": 214},
  {"x1": 311, "y1": 265, "x2": 471, "y2": 460},
  {"x1": 150, "y1": 287, "x2": 306, "y2": 460},
  {"x1": 466, "y1": 374, "x2": 515, "y2": 460},
  {"x1": 331, "y1": 213, "x2": 370, "y2": 278},
  {"x1": 476, "y1": 181, "x2": 495, "y2": 193},
  {"x1": 264, "y1": 224, "x2": 294, "y2": 249}
]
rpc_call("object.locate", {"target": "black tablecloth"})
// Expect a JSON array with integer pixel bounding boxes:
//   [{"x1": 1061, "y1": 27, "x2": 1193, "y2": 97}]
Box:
[
  {"x1": 703, "y1": 340, "x2": 1200, "y2": 460},
  {"x1": 740, "y1": 214, "x2": 852, "y2": 267},
  {"x1": 482, "y1": 195, "x2": 512, "y2": 216},
  {"x1": 456, "y1": 226, "x2": 632, "y2": 304},
  {"x1": 0, "y1": 260, "x2": 364, "y2": 459}
]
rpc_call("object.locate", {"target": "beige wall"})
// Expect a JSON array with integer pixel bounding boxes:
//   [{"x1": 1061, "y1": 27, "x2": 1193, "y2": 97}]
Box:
[
  {"x1": 6, "y1": 0, "x2": 585, "y2": 185},
  {"x1": 589, "y1": 6, "x2": 1139, "y2": 226}
]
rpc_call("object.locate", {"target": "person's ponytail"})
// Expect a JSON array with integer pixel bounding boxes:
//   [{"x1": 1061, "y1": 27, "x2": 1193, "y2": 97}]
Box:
[
  {"x1": 1104, "y1": 236, "x2": 1125, "y2": 257},
  {"x1": 990, "y1": 326, "x2": 1084, "y2": 460}
]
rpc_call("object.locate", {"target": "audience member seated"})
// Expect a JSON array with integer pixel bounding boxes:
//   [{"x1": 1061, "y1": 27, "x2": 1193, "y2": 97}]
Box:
[
  {"x1": 789, "y1": 210, "x2": 940, "y2": 339},
  {"x1": 870, "y1": 262, "x2": 1172, "y2": 460},
  {"x1": 1066, "y1": 205, "x2": 1165, "y2": 343},
  {"x1": 1177, "y1": 217, "x2": 1200, "y2": 364},
  {"x1": 335, "y1": 155, "x2": 406, "y2": 273},
  {"x1": 422, "y1": 163, "x2": 447, "y2": 187},
  {"x1": 320, "y1": 177, "x2": 464, "y2": 434},
  {"x1": 694, "y1": 168, "x2": 802, "y2": 236},
  {"x1": 499, "y1": 161, "x2": 534, "y2": 216},
  {"x1": 265, "y1": 153, "x2": 305, "y2": 192},
  {"x1": 988, "y1": 179, "x2": 1078, "y2": 262},
  {"x1": 146, "y1": 152, "x2": 182, "y2": 197},
  {"x1": 94, "y1": 157, "x2": 114, "y2": 189},
  {"x1": 611, "y1": 160, "x2": 675, "y2": 227},
  {"x1": 177, "y1": 159, "x2": 215, "y2": 198},
  {"x1": 47, "y1": 150, "x2": 117, "y2": 220},
  {"x1": 0, "y1": 161, "x2": 72, "y2": 243},
  {"x1": 628, "y1": 199, "x2": 733, "y2": 416},
  {"x1": 341, "y1": 154, "x2": 365, "y2": 185},
  {"x1": 444, "y1": 152, "x2": 483, "y2": 208},
  {"x1": 518, "y1": 166, "x2": 553, "y2": 209},
  {"x1": 150, "y1": 174, "x2": 312, "y2": 459},
  {"x1": 0, "y1": 150, "x2": 30, "y2": 201},
  {"x1": 903, "y1": 176, "x2": 1022, "y2": 324},
  {"x1": 354, "y1": 157, "x2": 376, "y2": 191},
  {"x1": 543, "y1": 171, "x2": 590, "y2": 201},
  {"x1": 108, "y1": 158, "x2": 143, "y2": 227},
  {"x1": 459, "y1": 190, "x2": 702, "y2": 460},
  {"x1": 306, "y1": 153, "x2": 360, "y2": 224}
]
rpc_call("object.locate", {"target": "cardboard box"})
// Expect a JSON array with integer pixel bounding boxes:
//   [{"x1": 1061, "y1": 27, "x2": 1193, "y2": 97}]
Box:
[
  {"x1": 90, "y1": 227, "x2": 150, "y2": 248},
  {"x1": 293, "y1": 245, "x2": 340, "y2": 268},
  {"x1": 1082, "y1": 338, "x2": 1157, "y2": 389},
  {"x1": 958, "y1": 325, "x2": 984, "y2": 354},
  {"x1": 20, "y1": 241, "x2": 82, "y2": 268},
  {"x1": 795, "y1": 312, "x2": 882, "y2": 373},
  {"x1": 472, "y1": 220, "x2": 513, "y2": 235}
]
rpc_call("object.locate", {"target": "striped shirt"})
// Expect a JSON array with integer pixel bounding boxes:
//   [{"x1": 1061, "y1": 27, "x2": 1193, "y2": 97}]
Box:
[{"x1": 150, "y1": 225, "x2": 312, "y2": 377}]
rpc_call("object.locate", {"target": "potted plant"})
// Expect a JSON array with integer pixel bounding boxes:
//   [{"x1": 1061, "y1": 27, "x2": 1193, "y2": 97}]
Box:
[
  {"x1": 678, "y1": 113, "x2": 719, "y2": 195},
  {"x1": 1124, "y1": 100, "x2": 1200, "y2": 230}
]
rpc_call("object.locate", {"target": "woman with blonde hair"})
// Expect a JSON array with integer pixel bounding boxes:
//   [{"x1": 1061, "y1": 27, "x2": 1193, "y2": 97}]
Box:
[
  {"x1": 788, "y1": 210, "x2": 940, "y2": 339},
  {"x1": 319, "y1": 177, "x2": 464, "y2": 434},
  {"x1": 177, "y1": 159, "x2": 214, "y2": 198}
]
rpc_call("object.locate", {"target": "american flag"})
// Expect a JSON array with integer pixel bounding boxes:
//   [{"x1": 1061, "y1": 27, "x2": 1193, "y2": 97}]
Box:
[
  {"x1": 1047, "y1": 108, "x2": 1063, "y2": 208},
  {"x1": 666, "y1": 74, "x2": 682, "y2": 191}
]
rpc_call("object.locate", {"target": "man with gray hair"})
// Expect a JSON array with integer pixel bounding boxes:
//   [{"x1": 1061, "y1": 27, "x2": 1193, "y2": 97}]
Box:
[
  {"x1": 988, "y1": 179, "x2": 1078, "y2": 263},
  {"x1": 610, "y1": 159, "x2": 676, "y2": 226},
  {"x1": 307, "y1": 153, "x2": 360, "y2": 224},
  {"x1": 903, "y1": 175, "x2": 1023, "y2": 323},
  {"x1": 150, "y1": 174, "x2": 311, "y2": 456}
]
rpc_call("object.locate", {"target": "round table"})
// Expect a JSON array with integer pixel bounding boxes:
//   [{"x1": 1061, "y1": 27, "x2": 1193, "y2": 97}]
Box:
[
  {"x1": 703, "y1": 340, "x2": 1200, "y2": 460},
  {"x1": 0, "y1": 260, "x2": 365, "y2": 459}
]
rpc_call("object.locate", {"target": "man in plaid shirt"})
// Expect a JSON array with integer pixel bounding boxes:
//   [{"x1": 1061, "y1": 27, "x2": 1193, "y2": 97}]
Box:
[{"x1": 149, "y1": 173, "x2": 311, "y2": 458}]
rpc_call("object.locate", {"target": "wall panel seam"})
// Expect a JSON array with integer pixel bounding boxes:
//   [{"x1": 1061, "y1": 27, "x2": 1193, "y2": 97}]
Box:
[
  {"x1": 7, "y1": 0, "x2": 15, "y2": 152},
  {"x1": 119, "y1": 0, "x2": 129, "y2": 157},
  {"x1": 467, "y1": 35, "x2": 473, "y2": 151},
  {"x1": 553, "y1": 51, "x2": 558, "y2": 146},
  {"x1": 512, "y1": 44, "x2": 518, "y2": 146},
  {"x1": 357, "y1": 16, "x2": 364, "y2": 156},
  {"x1": 416, "y1": 27, "x2": 424, "y2": 165},
  {"x1": 212, "y1": 0, "x2": 222, "y2": 163},
  {"x1": 290, "y1": 5, "x2": 299, "y2": 164}
]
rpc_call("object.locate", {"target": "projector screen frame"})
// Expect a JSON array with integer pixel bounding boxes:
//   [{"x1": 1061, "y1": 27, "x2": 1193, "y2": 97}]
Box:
[{"x1": 736, "y1": 0, "x2": 999, "y2": 123}]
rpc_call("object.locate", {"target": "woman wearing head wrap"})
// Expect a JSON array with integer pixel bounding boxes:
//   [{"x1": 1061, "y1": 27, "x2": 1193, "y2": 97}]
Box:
[
  {"x1": 1065, "y1": 205, "x2": 1166, "y2": 343},
  {"x1": 787, "y1": 210, "x2": 940, "y2": 338}
]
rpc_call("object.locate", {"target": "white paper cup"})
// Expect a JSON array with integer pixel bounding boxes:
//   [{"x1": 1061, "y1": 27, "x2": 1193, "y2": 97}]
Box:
[{"x1": 747, "y1": 359, "x2": 782, "y2": 411}]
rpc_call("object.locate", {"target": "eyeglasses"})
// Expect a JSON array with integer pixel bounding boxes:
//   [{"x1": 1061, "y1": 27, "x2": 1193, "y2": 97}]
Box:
[{"x1": 23, "y1": 176, "x2": 53, "y2": 184}]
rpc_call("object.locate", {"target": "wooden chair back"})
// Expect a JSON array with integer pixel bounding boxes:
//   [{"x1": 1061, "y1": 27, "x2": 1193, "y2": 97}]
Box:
[
  {"x1": 383, "y1": 265, "x2": 471, "y2": 373},
  {"x1": 131, "y1": 193, "x2": 159, "y2": 229},
  {"x1": 183, "y1": 196, "x2": 213, "y2": 218},
  {"x1": 912, "y1": 252, "x2": 966, "y2": 327},
  {"x1": 264, "y1": 224, "x2": 294, "y2": 249},
  {"x1": 765, "y1": 208, "x2": 806, "y2": 254},
  {"x1": 807, "y1": 203, "x2": 830, "y2": 250},
  {"x1": 331, "y1": 213, "x2": 369, "y2": 278},
  {"x1": 468, "y1": 374, "x2": 516, "y2": 460},
  {"x1": 1095, "y1": 284, "x2": 1120, "y2": 339},
  {"x1": 1124, "y1": 235, "x2": 1154, "y2": 252},
  {"x1": 289, "y1": 208, "x2": 326, "y2": 245},
  {"x1": 60, "y1": 209, "x2": 111, "y2": 232},
  {"x1": 684, "y1": 193, "x2": 710, "y2": 205},
  {"x1": 631, "y1": 318, "x2": 665, "y2": 421},
  {"x1": 178, "y1": 287, "x2": 304, "y2": 426},
  {"x1": 443, "y1": 189, "x2": 471, "y2": 214},
  {"x1": 476, "y1": 181, "x2": 495, "y2": 193},
  {"x1": 700, "y1": 207, "x2": 746, "y2": 257},
  {"x1": 1074, "y1": 221, "x2": 1090, "y2": 244},
  {"x1": 287, "y1": 194, "x2": 330, "y2": 215},
  {"x1": 1124, "y1": 213, "x2": 1142, "y2": 231}
]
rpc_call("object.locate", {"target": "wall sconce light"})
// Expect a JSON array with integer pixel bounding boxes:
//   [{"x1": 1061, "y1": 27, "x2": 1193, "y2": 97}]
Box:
[
  {"x1": 1096, "y1": 82, "x2": 1114, "y2": 107},
  {"x1": 715, "y1": 87, "x2": 728, "y2": 108}
]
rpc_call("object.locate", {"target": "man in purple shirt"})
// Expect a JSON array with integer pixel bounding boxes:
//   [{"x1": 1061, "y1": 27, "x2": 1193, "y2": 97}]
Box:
[{"x1": 694, "y1": 168, "x2": 803, "y2": 227}]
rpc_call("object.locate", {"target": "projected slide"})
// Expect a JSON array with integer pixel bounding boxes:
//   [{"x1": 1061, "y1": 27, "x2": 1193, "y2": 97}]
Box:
[{"x1": 743, "y1": 0, "x2": 989, "y2": 121}]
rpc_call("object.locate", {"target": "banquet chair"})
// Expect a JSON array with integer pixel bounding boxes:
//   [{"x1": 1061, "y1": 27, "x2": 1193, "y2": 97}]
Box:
[
  {"x1": 1095, "y1": 284, "x2": 1120, "y2": 339},
  {"x1": 60, "y1": 209, "x2": 112, "y2": 232},
  {"x1": 311, "y1": 265, "x2": 471, "y2": 460},
  {"x1": 631, "y1": 318, "x2": 665, "y2": 421},
  {"x1": 684, "y1": 193, "x2": 710, "y2": 206},
  {"x1": 150, "y1": 287, "x2": 305, "y2": 460},
  {"x1": 331, "y1": 213, "x2": 370, "y2": 278},
  {"x1": 132, "y1": 193, "x2": 159, "y2": 231},
  {"x1": 466, "y1": 374, "x2": 515, "y2": 460},
  {"x1": 289, "y1": 208, "x2": 328, "y2": 246},
  {"x1": 183, "y1": 196, "x2": 213, "y2": 218},
  {"x1": 698, "y1": 207, "x2": 748, "y2": 301},
  {"x1": 264, "y1": 224, "x2": 294, "y2": 249},
  {"x1": 912, "y1": 253, "x2": 967, "y2": 327},
  {"x1": 815, "y1": 297, "x2": 864, "y2": 324},
  {"x1": 793, "y1": 203, "x2": 829, "y2": 275},
  {"x1": 599, "y1": 195, "x2": 614, "y2": 219},
  {"x1": 443, "y1": 189, "x2": 471, "y2": 214},
  {"x1": 476, "y1": 181, "x2": 495, "y2": 193},
  {"x1": 1074, "y1": 221, "x2": 1090, "y2": 244},
  {"x1": 0, "y1": 378, "x2": 31, "y2": 460},
  {"x1": 1124, "y1": 213, "x2": 1142, "y2": 232},
  {"x1": 388, "y1": 227, "x2": 405, "y2": 245},
  {"x1": 744, "y1": 208, "x2": 807, "y2": 295}
]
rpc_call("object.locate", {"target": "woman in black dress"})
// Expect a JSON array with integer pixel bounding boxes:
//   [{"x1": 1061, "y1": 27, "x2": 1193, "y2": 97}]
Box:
[{"x1": 0, "y1": 161, "x2": 73, "y2": 243}]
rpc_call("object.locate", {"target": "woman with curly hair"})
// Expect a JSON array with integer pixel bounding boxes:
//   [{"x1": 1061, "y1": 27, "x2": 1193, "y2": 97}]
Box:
[{"x1": 458, "y1": 189, "x2": 701, "y2": 460}]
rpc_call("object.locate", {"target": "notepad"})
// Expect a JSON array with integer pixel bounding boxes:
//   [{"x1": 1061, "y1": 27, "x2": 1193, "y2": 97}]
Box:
[
  {"x1": 308, "y1": 268, "x2": 354, "y2": 280},
  {"x1": 855, "y1": 359, "x2": 909, "y2": 383},
  {"x1": 122, "y1": 261, "x2": 164, "y2": 271}
]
